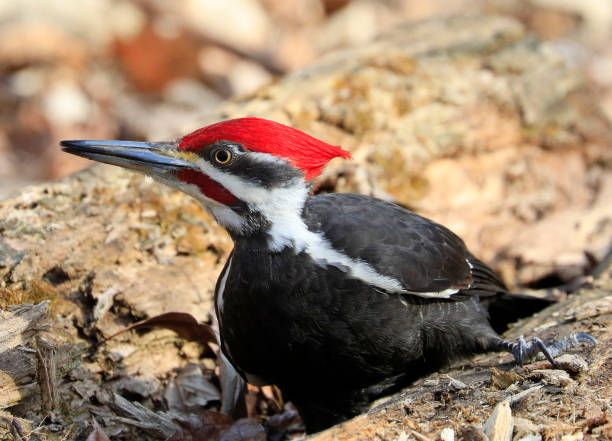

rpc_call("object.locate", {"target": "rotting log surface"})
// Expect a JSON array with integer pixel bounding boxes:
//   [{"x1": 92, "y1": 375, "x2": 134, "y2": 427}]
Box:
[
  {"x1": 0, "y1": 302, "x2": 51, "y2": 409},
  {"x1": 0, "y1": 15, "x2": 611, "y2": 441}
]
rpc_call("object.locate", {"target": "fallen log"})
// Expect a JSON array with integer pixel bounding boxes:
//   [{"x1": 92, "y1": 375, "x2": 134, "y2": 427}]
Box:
[{"x1": 0, "y1": 14, "x2": 610, "y2": 441}]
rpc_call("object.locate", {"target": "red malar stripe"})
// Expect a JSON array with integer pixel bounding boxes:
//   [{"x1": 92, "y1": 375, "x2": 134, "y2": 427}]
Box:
[{"x1": 177, "y1": 169, "x2": 237, "y2": 205}]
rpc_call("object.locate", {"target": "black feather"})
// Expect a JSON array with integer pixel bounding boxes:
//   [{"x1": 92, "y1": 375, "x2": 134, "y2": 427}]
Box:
[{"x1": 217, "y1": 193, "x2": 524, "y2": 432}]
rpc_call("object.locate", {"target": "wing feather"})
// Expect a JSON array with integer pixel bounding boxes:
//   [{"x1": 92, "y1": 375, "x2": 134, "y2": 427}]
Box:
[{"x1": 303, "y1": 194, "x2": 505, "y2": 299}]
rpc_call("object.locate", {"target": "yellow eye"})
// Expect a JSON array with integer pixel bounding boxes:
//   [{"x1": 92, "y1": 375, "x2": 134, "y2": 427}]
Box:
[{"x1": 213, "y1": 149, "x2": 232, "y2": 164}]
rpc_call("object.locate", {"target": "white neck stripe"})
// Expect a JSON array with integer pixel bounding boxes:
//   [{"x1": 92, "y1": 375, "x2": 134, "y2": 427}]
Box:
[
  {"x1": 216, "y1": 256, "x2": 232, "y2": 315},
  {"x1": 187, "y1": 154, "x2": 460, "y2": 299},
  {"x1": 287, "y1": 225, "x2": 459, "y2": 298}
]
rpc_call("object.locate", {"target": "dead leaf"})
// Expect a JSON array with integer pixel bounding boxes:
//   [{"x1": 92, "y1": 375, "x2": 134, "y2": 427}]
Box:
[
  {"x1": 266, "y1": 403, "x2": 304, "y2": 439},
  {"x1": 106, "y1": 312, "x2": 217, "y2": 347},
  {"x1": 169, "y1": 411, "x2": 233, "y2": 441},
  {"x1": 105, "y1": 311, "x2": 247, "y2": 419},
  {"x1": 165, "y1": 363, "x2": 221, "y2": 412},
  {"x1": 86, "y1": 418, "x2": 111, "y2": 441},
  {"x1": 219, "y1": 419, "x2": 265, "y2": 441}
]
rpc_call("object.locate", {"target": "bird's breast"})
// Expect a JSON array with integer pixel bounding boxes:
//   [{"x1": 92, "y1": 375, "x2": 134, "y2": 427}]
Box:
[{"x1": 215, "y1": 246, "x2": 427, "y2": 389}]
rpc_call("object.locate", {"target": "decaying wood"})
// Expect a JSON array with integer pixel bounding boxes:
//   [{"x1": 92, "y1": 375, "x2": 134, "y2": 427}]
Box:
[
  {"x1": 35, "y1": 337, "x2": 58, "y2": 414},
  {"x1": 0, "y1": 14, "x2": 610, "y2": 441},
  {"x1": 0, "y1": 302, "x2": 50, "y2": 352},
  {"x1": 483, "y1": 400, "x2": 512, "y2": 441},
  {"x1": 106, "y1": 393, "x2": 179, "y2": 439},
  {"x1": 0, "y1": 302, "x2": 51, "y2": 409}
]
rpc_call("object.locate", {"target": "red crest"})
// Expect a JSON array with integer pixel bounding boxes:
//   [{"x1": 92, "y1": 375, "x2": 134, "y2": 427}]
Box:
[{"x1": 179, "y1": 118, "x2": 351, "y2": 180}]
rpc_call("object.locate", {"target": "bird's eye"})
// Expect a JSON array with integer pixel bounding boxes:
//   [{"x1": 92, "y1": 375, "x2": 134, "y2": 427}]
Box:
[{"x1": 213, "y1": 149, "x2": 232, "y2": 165}]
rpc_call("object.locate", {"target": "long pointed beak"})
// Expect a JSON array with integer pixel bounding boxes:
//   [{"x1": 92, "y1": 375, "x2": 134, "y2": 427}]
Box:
[{"x1": 60, "y1": 140, "x2": 193, "y2": 175}]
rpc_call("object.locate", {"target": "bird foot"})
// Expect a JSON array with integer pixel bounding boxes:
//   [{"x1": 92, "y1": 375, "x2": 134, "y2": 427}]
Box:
[{"x1": 496, "y1": 332, "x2": 597, "y2": 367}]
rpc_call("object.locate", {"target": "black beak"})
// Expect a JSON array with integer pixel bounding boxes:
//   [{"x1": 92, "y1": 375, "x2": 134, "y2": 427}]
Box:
[{"x1": 60, "y1": 140, "x2": 193, "y2": 175}]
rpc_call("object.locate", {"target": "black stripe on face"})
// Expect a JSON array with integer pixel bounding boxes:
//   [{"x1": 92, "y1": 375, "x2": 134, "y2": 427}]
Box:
[{"x1": 198, "y1": 141, "x2": 304, "y2": 188}]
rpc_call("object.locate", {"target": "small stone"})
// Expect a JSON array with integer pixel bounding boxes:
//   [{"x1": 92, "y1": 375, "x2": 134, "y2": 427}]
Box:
[
  {"x1": 117, "y1": 376, "x2": 160, "y2": 399},
  {"x1": 106, "y1": 343, "x2": 137, "y2": 362},
  {"x1": 176, "y1": 0, "x2": 270, "y2": 51},
  {"x1": 440, "y1": 427, "x2": 455, "y2": 441},
  {"x1": 228, "y1": 60, "x2": 272, "y2": 96},
  {"x1": 93, "y1": 288, "x2": 118, "y2": 321},
  {"x1": 10, "y1": 68, "x2": 45, "y2": 97}
]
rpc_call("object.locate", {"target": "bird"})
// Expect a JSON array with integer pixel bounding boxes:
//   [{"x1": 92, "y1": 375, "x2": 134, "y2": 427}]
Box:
[{"x1": 61, "y1": 117, "x2": 595, "y2": 432}]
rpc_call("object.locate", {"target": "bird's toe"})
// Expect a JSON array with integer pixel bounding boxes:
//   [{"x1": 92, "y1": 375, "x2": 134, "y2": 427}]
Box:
[{"x1": 492, "y1": 331, "x2": 596, "y2": 367}]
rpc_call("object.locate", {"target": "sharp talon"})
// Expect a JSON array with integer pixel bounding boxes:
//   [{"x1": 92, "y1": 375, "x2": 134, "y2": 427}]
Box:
[
  {"x1": 573, "y1": 332, "x2": 597, "y2": 345},
  {"x1": 533, "y1": 337, "x2": 557, "y2": 367},
  {"x1": 496, "y1": 331, "x2": 597, "y2": 368},
  {"x1": 510, "y1": 336, "x2": 523, "y2": 366}
]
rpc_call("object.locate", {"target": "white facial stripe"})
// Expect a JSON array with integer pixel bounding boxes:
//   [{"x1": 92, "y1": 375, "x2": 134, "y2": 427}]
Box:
[
  {"x1": 192, "y1": 156, "x2": 307, "y2": 238},
  {"x1": 190, "y1": 154, "x2": 461, "y2": 299}
]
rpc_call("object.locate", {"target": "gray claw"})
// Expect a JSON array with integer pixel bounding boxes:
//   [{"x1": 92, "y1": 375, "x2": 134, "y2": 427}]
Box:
[
  {"x1": 573, "y1": 332, "x2": 597, "y2": 345},
  {"x1": 512, "y1": 336, "x2": 527, "y2": 366},
  {"x1": 545, "y1": 332, "x2": 598, "y2": 359},
  {"x1": 501, "y1": 332, "x2": 596, "y2": 367},
  {"x1": 531, "y1": 337, "x2": 557, "y2": 367}
]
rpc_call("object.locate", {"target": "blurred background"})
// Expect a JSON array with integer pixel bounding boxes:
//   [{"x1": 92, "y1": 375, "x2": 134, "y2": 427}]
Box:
[{"x1": 1, "y1": 0, "x2": 611, "y2": 199}]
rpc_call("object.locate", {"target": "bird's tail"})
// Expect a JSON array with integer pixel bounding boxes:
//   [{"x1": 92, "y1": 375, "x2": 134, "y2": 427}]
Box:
[
  {"x1": 483, "y1": 291, "x2": 555, "y2": 334},
  {"x1": 466, "y1": 254, "x2": 557, "y2": 333}
]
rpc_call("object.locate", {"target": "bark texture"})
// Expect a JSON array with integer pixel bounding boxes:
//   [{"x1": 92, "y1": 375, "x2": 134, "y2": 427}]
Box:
[{"x1": 0, "y1": 15, "x2": 610, "y2": 441}]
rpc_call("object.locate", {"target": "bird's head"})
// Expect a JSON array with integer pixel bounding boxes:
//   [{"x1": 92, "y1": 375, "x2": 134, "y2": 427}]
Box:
[{"x1": 61, "y1": 117, "x2": 351, "y2": 241}]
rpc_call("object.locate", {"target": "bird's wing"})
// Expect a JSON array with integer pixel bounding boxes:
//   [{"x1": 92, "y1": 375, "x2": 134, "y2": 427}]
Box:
[{"x1": 303, "y1": 193, "x2": 506, "y2": 299}]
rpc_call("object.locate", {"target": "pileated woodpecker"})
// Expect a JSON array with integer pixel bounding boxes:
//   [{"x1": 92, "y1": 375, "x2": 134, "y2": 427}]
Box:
[{"x1": 61, "y1": 118, "x2": 594, "y2": 432}]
